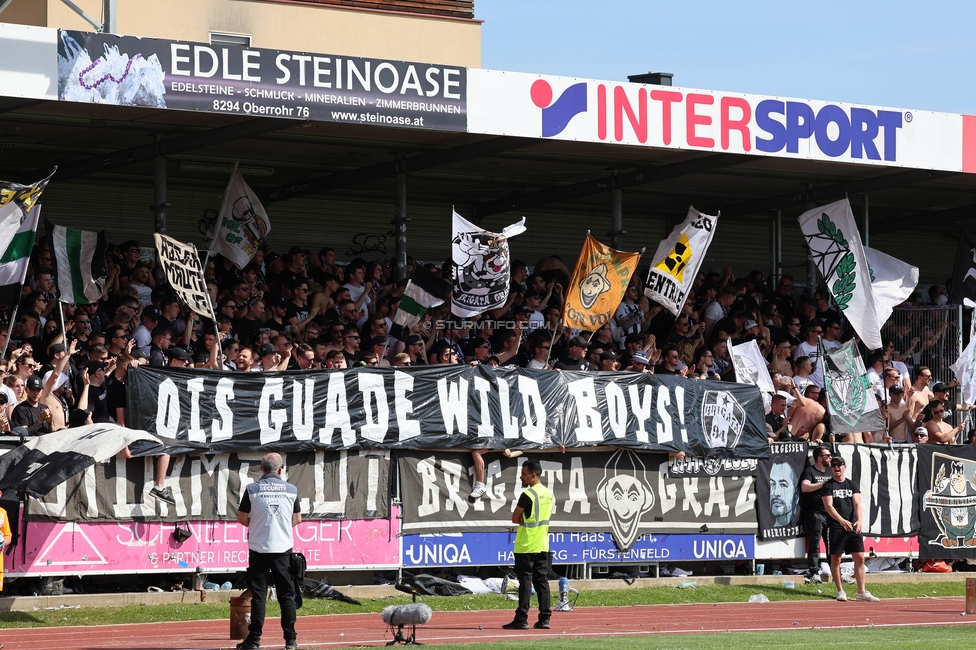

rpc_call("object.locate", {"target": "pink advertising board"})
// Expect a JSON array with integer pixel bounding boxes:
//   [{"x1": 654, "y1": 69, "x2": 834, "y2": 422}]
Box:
[{"x1": 8, "y1": 509, "x2": 400, "y2": 577}]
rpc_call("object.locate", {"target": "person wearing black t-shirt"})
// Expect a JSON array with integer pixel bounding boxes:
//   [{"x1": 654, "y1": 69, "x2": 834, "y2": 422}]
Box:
[
  {"x1": 822, "y1": 457, "x2": 879, "y2": 603},
  {"x1": 554, "y1": 335, "x2": 592, "y2": 371},
  {"x1": 86, "y1": 360, "x2": 112, "y2": 423},
  {"x1": 800, "y1": 446, "x2": 834, "y2": 581}
]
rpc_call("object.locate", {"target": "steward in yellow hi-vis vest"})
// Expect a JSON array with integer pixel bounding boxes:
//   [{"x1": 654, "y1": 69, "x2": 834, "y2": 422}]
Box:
[{"x1": 503, "y1": 459, "x2": 555, "y2": 631}]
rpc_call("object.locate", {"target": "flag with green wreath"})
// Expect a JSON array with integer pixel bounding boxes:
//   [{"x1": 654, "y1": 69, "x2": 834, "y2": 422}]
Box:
[{"x1": 798, "y1": 198, "x2": 882, "y2": 350}]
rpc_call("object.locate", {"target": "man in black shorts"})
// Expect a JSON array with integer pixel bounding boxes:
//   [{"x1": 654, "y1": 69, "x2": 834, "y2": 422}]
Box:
[
  {"x1": 800, "y1": 446, "x2": 833, "y2": 582},
  {"x1": 822, "y1": 457, "x2": 879, "y2": 602}
]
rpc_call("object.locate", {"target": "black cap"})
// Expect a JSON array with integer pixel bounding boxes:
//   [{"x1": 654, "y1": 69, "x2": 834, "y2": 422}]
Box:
[
  {"x1": 26, "y1": 375, "x2": 43, "y2": 390},
  {"x1": 165, "y1": 347, "x2": 192, "y2": 360},
  {"x1": 48, "y1": 343, "x2": 66, "y2": 355},
  {"x1": 830, "y1": 457, "x2": 846, "y2": 467},
  {"x1": 129, "y1": 347, "x2": 148, "y2": 360},
  {"x1": 370, "y1": 336, "x2": 388, "y2": 348},
  {"x1": 258, "y1": 343, "x2": 277, "y2": 357},
  {"x1": 406, "y1": 335, "x2": 424, "y2": 346},
  {"x1": 287, "y1": 246, "x2": 310, "y2": 258},
  {"x1": 569, "y1": 335, "x2": 589, "y2": 347},
  {"x1": 932, "y1": 382, "x2": 949, "y2": 393},
  {"x1": 142, "y1": 306, "x2": 161, "y2": 321},
  {"x1": 87, "y1": 360, "x2": 108, "y2": 373},
  {"x1": 265, "y1": 252, "x2": 281, "y2": 264},
  {"x1": 889, "y1": 384, "x2": 904, "y2": 394},
  {"x1": 600, "y1": 349, "x2": 620, "y2": 361}
]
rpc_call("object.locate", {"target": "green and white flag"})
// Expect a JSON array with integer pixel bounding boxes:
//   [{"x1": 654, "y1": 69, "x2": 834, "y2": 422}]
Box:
[
  {"x1": 798, "y1": 198, "x2": 882, "y2": 350},
  {"x1": 0, "y1": 204, "x2": 41, "y2": 306},
  {"x1": 47, "y1": 220, "x2": 107, "y2": 304},
  {"x1": 822, "y1": 339, "x2": 885, "y2": 435},
  {"x1": 394, "y1": 265, "x2": 452, "y2": 331}
]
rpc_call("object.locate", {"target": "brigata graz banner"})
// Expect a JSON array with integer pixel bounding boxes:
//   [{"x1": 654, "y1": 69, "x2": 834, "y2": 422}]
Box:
[
  {"x1": 398, "y1": 450, "x2": 758, "y2": 551},
  {"x1": 57, "y1": 30, "x2": 465, "y2": 131},
  {"x1": 126, "y1": 366, "x2": 769, "y2": 458},
  {"x1": 26, "y1": 450, "x2": 389, "y2": 523}
]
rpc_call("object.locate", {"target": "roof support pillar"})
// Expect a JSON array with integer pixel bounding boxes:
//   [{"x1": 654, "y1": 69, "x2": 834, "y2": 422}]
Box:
[
  {"x1": 153, "y1": 134, "x2": 167, "y2": 235},
  {"x1": 394, "y1": 154, "x2": 407, "y2": 283},
  {"x1": 610, "y1": 176, "x2": 623, "y2": 250}
]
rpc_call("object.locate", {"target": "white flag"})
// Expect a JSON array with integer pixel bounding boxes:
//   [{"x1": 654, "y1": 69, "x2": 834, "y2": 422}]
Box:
[
  {"x1": 451, "y1": 210, "x2": 526, "y2": 317},
  {"x1": 644, "y1": 206, "x2": 718, "y2": 316},
  {"x1": 952, "y1": 318, "x2": 976, "y2": 407},
  {"x1": 730, "y1": 340, "x2": 775, "y2": 408},
  {"x1": 154, "y1": 234, "x2": 212, "y2": 319},
  {"x1": 798, "y1": 199, "x2": 882, "y2": 350},
  {"x1": 211, "y1": 163, "x2": 271, "y2": 269},
  {"x1": 864, "y1": 247, "x2": 919, "y2": 327}
]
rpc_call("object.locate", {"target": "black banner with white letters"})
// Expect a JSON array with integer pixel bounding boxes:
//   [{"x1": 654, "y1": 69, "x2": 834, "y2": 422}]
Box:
[
  {"x1": 917, "y1": 445, "x2": 976, "y2": 559},
  {"x1": 668, "y1": 456, "x2": 758, "y2": 478},
  {"x1": 398, "y1": 450, "x2": 757, "y2": 551},
  {"x1": 754, "y1": 443, "x2": 918, "y2": 541},
  {"x1": 126, "y1": 366, "x2": 770, "y2": 458},
  {"x1": 25, "y1": 450, "x2": 389, "y2": 523},
  {"x1": 835, "y1": 443, "x2": 918, "y2": 538}
]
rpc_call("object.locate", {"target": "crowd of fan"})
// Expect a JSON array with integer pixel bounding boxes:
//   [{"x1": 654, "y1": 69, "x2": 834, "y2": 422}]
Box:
[{"x1": 0, "y1": 239, "x2": 967, "y2": 460}]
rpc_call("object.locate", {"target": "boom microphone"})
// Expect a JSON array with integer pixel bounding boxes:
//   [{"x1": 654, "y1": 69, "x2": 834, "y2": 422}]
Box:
[{"x1": 382, "y1": 603, "x2": 433, "y2": 626}]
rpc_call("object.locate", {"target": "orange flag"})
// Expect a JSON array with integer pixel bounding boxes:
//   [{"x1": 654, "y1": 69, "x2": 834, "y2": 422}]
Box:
[{"x1": 562, "y1": 235, "x2": 641, "y2": 332}]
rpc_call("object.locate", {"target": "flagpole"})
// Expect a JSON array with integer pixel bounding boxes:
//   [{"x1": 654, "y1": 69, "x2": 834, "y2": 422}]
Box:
[
  {"x1": 58, "y1": 299, "x2": 67, "y2": 344},
  {"x1": 543, "y1": 319, "x2": 560, "y2": 368},
  {"x1": 193, "y1": 244, "x2": 223, "y2": 367}
]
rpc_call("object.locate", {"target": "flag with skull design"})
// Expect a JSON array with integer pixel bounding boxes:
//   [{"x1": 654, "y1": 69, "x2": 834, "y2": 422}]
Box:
[
  {"x1": 644, "y1": 206, "x2": 719, "y2": 316},
  {"x1": 451, "y1": 210, "x2": 526, "y2": 317},
  {"x1": 562, "y1": 235, "x2": 641, "y2": 332}
]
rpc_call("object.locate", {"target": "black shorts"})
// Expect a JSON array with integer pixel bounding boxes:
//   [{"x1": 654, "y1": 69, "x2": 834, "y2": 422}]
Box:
[{"x1": 828, "y1": 528, "x2": 865, "y2": 555}]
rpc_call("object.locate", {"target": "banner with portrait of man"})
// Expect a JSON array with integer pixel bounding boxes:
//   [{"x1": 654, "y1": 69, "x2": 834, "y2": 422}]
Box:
[
  {"x1": 756, "y1": 443, "x2": 808, "y2": 540},
  {"x1": 562, "y1": 235, "x2": 641, "y2": 332}
]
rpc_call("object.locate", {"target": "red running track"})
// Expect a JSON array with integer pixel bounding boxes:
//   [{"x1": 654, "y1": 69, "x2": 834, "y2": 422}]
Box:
[{"x1": 1, "y1": 597, "x2": 974, "y2": 649}]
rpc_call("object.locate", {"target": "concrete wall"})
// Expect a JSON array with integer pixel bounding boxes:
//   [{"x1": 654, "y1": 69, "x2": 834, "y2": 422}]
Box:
[{"x1": 1, "y1": 0, "x2": 480, "y2": 66}]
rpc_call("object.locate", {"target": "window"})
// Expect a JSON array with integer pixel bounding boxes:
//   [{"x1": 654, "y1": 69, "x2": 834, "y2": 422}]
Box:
[{"x1": 209, "y1": 32, "x2": 251, "y2": 48}]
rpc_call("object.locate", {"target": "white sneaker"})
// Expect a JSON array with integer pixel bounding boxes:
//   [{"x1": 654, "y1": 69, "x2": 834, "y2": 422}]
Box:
[
  {"x1": 856, "y1": 591, "x2": 880, "y2": 602},
  {"x1": 836, "y1": 590, "x2": 847, "y2": 602},
  {"x1": 469, "y1": 483, "x2": 487, "y2": 499}
]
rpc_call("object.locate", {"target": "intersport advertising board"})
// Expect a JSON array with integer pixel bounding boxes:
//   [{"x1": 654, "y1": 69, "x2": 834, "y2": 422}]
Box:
[{"x1": 467, "y1": 69, "x2": 971, "y2": 173}]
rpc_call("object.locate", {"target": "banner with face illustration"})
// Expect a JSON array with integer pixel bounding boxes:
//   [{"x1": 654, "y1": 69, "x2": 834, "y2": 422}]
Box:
[
  {"x1": 917, "y1": 445, "x2": 976, "y2": 559},
  {"x1": 644, "y1": 206, "x2": 718, "y2": 316},
  {"x1": 451, "y1": 210, "x2": 526, "y2": 317},
  {"x1": 755, "y1": 443, "x2": 808, "y2": 540},
  {"x1": 398, "y1": 450, "x2": 757, "y2": 552},
  {"x1": 562, "y1": 235, "x2": 641, "y2": 332}
]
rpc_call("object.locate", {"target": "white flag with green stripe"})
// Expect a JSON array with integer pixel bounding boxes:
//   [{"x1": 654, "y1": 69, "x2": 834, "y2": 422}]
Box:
[
  {"x1": 0, "y1": 204, "x2": 40, "y2": 304},
  {"x1": 47, "y1": 220, "x2": 107, "y2": 304},
  {"x1": 394, "y1": 265, "x2": 452, "y2": 330}
]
